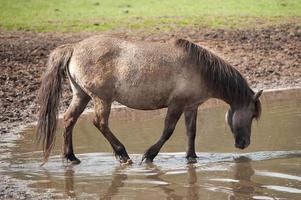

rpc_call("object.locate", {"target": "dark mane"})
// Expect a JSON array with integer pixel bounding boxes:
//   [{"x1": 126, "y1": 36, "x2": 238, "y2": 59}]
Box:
[{"x1": 175, "y1": 38, "x2": 255, "y2": 106}]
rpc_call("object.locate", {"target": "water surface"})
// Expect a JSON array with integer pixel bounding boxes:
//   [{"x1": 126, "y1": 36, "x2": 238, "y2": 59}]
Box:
[{"x1": 1, "y1": 89, "x2": 301, "y2": 199}]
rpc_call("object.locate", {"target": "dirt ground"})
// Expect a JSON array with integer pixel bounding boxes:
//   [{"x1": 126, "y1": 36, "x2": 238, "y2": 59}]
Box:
[
  {"x1": 0, "y1": 24, "x2": 300, "y2": 135},
  {"x1": 0, "y1": 23, "x2": 300, "y2": 199}
]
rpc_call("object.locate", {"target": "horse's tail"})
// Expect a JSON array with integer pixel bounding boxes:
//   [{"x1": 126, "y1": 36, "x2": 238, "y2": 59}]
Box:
[{"x1": 36, "y1": 44, "x2": 73, "y2": 164}]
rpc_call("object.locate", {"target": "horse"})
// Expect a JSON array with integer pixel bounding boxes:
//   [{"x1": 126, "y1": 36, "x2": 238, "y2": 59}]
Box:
[{"x1": 36, "y1": 36, "x2": 262, "y2": 165}]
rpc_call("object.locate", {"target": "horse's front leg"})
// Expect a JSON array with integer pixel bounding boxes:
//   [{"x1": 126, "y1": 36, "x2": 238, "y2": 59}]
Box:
[
  {"x1": 93, "y1": 98, "x2": 132, "y2": 164},
  {"x1": 142, "y1": 104, "x2": 184, "y2": 163},
  {"x1": 184, "y1": 107, "x2": 198, "y2": 163}
]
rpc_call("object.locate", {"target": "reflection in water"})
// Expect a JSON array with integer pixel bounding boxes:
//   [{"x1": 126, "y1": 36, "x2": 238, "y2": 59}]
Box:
[
  {"x1": 58, "y1": 163, "x2": 202, "y2": 200},
  {"x1": 144, "y1": 163, "x2": 200, "y2": 200},
  {"x1": 51, "y1": 157, "x2": 290, "y2": 200},
  {"x1": 4, "y1": 151, "x2": 301, "y2": 199},
  {"x1": 100, "y1": 165, "x2": 128, "y2": 200},
  {"x1": 41, "y1": 155, "x2": 295, "y2": 200},
  {"x1": 146, "y1": 163, "x2": 183, "y2": 200},
  {"x1": 62, "y1": 165, "x2": 129, "y2": 199},
  {"x1": 229, "y1": 157, "x2": 282, "y2": 200},
  {"x1": 186, "y1": 165, "x2": 200, "y2": 200},
  {"x1": 64, "y1": 167, "x2": 75, "y2": 198},
  {"x1": 230, "y1": 157, "x2": 256, "y2": 200},
  {"x1": 229, "y1": 157, "x2": 258, "y2": 200}
]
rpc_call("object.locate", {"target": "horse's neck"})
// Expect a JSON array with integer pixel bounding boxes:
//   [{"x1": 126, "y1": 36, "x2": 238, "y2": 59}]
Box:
[
  {"x1": 207, "y1": 87, "x2": 230, "y2": 105},
  {"x1": 209, "y1": 86, "x2": 249, "y2": 108}
]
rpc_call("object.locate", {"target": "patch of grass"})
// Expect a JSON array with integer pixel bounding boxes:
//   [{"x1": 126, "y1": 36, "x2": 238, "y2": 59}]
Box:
[{"x1": 0, "y1": 0, "x2": 300, "y2": 32}]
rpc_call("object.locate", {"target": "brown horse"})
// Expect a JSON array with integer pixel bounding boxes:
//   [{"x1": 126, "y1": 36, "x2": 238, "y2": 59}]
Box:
[{"x1": 36, "y1": 36, "x2": 262, "y2": 164}]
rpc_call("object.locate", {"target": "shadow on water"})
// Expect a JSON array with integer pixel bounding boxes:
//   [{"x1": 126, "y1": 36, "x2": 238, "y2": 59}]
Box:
[{"x1": 1, "y1": 88, "x2": 301, "y2": 199}]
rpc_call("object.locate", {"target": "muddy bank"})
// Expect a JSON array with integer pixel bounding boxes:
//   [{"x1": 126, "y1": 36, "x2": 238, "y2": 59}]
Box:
[{"x1": 0, "y1": 24, "x2": 300, "y2": 135}]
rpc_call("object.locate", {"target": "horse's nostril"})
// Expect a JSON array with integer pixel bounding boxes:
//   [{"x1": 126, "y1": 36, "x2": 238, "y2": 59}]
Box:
[{"x1": 235, "y1": 140, "x2": 246, "y2": 149}]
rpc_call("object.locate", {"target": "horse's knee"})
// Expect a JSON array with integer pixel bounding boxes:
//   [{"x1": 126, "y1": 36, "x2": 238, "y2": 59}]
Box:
[
  {"x1": 93, "y1": 116, "x2": 108, "y2": 132},
  {"x1": 64, "y1": 115, "x2": 75, "y2": 130},
  {"x1": 92, "y1": 117, "x2": 98, "y2": 128},
  {"x1": 92, "y1": 116, "x2": 101, "y2": 129}
]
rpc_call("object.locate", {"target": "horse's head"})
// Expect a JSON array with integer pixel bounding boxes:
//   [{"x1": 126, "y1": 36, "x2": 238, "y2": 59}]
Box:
[{"x1": 226, "y1": 90, "x2": 263, "y2": 149}]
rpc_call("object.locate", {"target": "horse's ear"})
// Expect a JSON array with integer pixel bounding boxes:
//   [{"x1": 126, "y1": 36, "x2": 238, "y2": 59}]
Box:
[{"x1": 253, "y1": 90, "x2": 263, "y2": 101}]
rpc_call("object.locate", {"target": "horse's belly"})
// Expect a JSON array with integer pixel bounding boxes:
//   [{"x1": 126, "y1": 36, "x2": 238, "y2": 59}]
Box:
[{"x1": 115, "y1": 83, "x2": 173, "y2": 110}]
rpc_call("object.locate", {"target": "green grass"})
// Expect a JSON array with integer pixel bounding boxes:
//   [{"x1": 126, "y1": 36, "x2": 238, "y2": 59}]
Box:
[{"x1": 0, "y1": 0, "x2": 300, "y2": 32}]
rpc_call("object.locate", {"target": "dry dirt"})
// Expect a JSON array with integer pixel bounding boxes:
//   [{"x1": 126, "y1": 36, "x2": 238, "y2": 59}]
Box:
[
  {"x1": 0, "y1": 24, "x2": 300, "y2": 135},
  {"x1": 0, "y1": 23, "x2": 300, "y2": 199}
]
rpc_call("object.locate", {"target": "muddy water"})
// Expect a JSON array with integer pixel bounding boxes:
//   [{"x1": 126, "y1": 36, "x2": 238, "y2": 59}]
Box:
[{"x1": 1, "y1": 89, "x2": 301, "y2": 199}]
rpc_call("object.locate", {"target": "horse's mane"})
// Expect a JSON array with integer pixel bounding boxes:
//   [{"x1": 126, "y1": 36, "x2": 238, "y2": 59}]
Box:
[{"x1": 175, "y1": 39, "x2": 261, "y2": 118}]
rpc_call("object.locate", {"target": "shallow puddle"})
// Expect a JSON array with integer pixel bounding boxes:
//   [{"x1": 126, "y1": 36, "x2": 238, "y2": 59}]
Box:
[{"x1": 1, "y1": 89, "x2": 301, "y2": 199}]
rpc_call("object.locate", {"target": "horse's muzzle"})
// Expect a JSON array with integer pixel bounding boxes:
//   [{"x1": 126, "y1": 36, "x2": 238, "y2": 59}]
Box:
[{"x1": 235, "y1": 140, "x2": 250, "y2": 149}]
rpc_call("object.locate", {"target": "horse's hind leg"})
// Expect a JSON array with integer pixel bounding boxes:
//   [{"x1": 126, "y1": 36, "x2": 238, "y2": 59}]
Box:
[
  {"x1": 184, "y1": 107, "x2": 198, "y2": 163},
  {"x1": 92, "y1": 98, "x2": 131, "y2": 164},
  {"x1": 142, "y1": 104, "x2": 184, "y2": 163},
  {"x1": 63, "y1": 90, "x2": 90, "y2": 164}
]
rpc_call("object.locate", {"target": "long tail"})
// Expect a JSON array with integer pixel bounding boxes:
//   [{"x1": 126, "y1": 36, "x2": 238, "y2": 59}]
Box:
[{"x1": 36, "y1": 44, "x2": 73, "y2": 163}]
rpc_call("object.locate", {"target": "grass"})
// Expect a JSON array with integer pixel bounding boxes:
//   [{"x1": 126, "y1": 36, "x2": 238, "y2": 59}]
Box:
[{"x1": 0, "y1": 0, "x2": 300, "y2": 32}]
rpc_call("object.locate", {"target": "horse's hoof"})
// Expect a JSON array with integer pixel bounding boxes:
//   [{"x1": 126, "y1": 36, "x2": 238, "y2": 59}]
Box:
[
  {"x1": 145, "y1": 158, "x2": 154, "y2": 163},
  {"x1": 121, "y1": 158, "x2": 133, "y2": 165},
  {"x1": 186, "y1": 157, "x2": 197, "y2": 164},
  {"x1": 70, "y1": 158, "x2": 81, "y2": 165},
  {"x1": 141, "y1": 154, "x2": 154, "y2": 164},
  {"x1": 65, "y1": 155, "x2": 81, "y2": 165}
]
